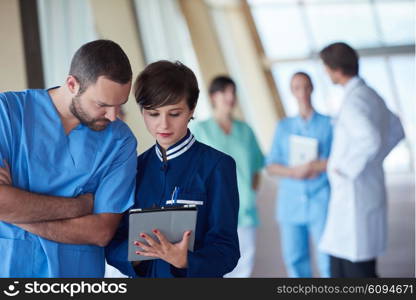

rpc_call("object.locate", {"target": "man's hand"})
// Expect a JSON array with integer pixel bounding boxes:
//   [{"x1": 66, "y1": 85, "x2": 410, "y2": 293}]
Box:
[
  {"x1": 0, "y1": 160, "x2": 93, "y2": 211},
  {"x1": 0, "y1": 159, "x2": 94, "y2": 223},
  {"x1": 15, "y1": 213, "x2": 121, "y2": 246},
  {"x1": 76, "y1": 193, "x2": 94, "y2": 215},
  {"x1": 0, "y1": 160, "x2": 12, "y2": 185}
]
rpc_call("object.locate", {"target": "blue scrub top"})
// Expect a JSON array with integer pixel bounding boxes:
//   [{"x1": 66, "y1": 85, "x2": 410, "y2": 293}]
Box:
[
  {"x1": 0, "y1": 89, "x2": 137, "y2": 277},
  {"x1": 266, "y1": 111, "x2": 332, "y2": 224},
  {"x1": 106, "y1": 130, "x2": 240, "y2": 277}
]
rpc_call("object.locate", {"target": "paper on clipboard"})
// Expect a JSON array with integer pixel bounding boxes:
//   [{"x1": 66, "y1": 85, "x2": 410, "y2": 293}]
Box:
[
  {"x1": 289, "y1": 135, "x2": 318, "y2": 166},
  {"x1": 128, "y1": 206, "x2": 197, "y2": 261}
]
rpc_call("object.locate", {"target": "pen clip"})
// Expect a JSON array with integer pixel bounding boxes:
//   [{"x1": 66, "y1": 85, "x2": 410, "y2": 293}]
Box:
[
  {"x1": 172, "y1": 186, "x2": 180, "y2": 205},
  {"x1": 171, "y1": 187, "x2": 176, "y2": 202}
]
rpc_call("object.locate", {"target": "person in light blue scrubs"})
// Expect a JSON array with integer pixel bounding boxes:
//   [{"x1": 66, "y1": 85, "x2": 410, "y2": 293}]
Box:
[
  {"x1": 0, "y1": 40, "x2": 137, "y2": 277},
  {"x1": 266, "y1": 72, "x2": 332, "y2": 277}
]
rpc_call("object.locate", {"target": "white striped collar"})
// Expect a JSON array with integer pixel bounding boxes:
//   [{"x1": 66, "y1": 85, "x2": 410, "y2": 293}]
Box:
[{"x1": 155, "y1": 132, "x2": 196, "y2": 162}]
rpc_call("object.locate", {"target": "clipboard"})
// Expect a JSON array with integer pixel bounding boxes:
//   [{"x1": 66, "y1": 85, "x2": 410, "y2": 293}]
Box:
[
  {"x1": 128, "y1": 206, "x2": 197, "y2": 261},
  {"x1": 289, "y1": 135, "x2": 318, "y2": 166}
]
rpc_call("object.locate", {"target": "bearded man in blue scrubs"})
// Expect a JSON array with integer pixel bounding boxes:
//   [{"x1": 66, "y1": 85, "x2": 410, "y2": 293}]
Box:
[{"x1": 0, "y1": 40, "x2": 137, "y2": 277}]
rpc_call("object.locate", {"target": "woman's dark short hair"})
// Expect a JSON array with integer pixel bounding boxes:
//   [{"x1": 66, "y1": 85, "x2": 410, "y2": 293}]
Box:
[
  {"x1": 209, "y1": 75, "x2": 236, "y2": 96},
  {"x1": 319, "y1": 42, "x2": 359, "y2": 76},
  {"x1": 69, "y1": 39, "x2": 132, "y2": 95},
  {"x1": 134, "y1": 60, "x2": 199, "y2": 111},
  {"x1": 291, "y1": 71, "x2": 314, "y2": 90}
]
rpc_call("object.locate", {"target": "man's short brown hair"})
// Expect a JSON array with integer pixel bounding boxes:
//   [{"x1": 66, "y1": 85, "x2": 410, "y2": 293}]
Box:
[
  {"x1": 320, "y1": 42, "x2": 359, "y2": 76},
  {"x1": 69, "y1": 39, "x2": 132, "y2": 95}
]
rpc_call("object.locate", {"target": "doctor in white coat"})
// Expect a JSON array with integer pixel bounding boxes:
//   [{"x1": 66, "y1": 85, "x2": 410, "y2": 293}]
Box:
[{"x1": 318, "y1": 42, "x2": 405, "y2": 277}]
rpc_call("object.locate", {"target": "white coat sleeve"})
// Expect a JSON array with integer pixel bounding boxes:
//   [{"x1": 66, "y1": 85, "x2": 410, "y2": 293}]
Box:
[
  {"x1": 381, "y1": 112, "x2": 405, "y2": 158},
  {"x1": 334, "y1": 98, "x2": 381, "y2": 179}
]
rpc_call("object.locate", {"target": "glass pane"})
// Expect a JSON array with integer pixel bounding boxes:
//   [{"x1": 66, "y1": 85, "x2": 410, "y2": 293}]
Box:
[
  {"x1": 389, "y1": 55, "x2": 415, "y2": 149},
  {"x1": 305, "y1": 2, "x2": 381, "y2": 50},
  {"x1": 37, "y1": 0, "x2": 97, "y2": 87},
  {"x1": 304, "y1": 0, "x2": 365, "y2": 3},
  {"x1": 251, "y1": 5, "x2": 310, "y2": 59},
  {"x1": 248, "y1": 0, "x2": 293, "y2": 4},
  {"x1": 384, "y1": 141, "x2": 412, "y2": 172},
  {"x1": 358, "y1": 56, "x2": 412, "y2": 172},
  {"x1": 375, "y1": 1, "x2": 415, "y2": 45},
  {"x1": 359, "y1": 56, "x2": 397, "y2": 113}
]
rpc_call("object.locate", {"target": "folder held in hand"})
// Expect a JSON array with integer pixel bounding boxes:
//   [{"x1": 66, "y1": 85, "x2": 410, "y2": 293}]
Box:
[{"x1": 128, "y1": 206, "x2": 197, "y2": 261}]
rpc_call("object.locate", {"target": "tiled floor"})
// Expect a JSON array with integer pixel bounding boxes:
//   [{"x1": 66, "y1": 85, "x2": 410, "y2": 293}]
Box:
[{"x1": 251, "y1": 171, "x2": 415, "y2": 278}]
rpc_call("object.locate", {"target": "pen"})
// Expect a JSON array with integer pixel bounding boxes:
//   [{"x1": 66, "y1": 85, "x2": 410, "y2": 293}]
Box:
[{"x1": 172, "y1": 186, "x2": 180, "y2": 205}]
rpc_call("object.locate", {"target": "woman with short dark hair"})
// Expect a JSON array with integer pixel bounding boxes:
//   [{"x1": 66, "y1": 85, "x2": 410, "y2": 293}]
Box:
[{"x1": 106, "y1": 61, "x2": 240, "y2": 277}]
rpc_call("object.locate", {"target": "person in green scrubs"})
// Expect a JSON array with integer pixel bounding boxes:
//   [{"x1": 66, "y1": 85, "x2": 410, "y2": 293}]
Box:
[{"x1": 191, "y1": 75, "x2": 264, "y2": 277}]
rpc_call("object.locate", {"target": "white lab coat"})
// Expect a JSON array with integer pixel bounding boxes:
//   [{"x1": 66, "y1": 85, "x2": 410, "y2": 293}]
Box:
[{"x1": 319, "y1": 77, "x2": 405, "y2": 262}]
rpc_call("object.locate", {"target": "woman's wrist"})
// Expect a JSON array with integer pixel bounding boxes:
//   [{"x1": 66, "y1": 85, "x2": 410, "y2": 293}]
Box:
[{"x1": 172, "y1": 252, "x2": 188, "y2": 269}]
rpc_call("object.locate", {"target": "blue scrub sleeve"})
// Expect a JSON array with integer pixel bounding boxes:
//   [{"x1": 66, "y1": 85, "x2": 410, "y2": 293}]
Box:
[
  {"x1": 266, "y1": 121, "x2": 285, "y2": 166},
  {"x1": 0, "y1": 94, "x2": 12, "y2": 167},
  {"x1": 93, "y1": 135, "x2": 137, "y2": 214},
  {"x1": 175, "y1": 155, "x2": 240, "y2": 277}
]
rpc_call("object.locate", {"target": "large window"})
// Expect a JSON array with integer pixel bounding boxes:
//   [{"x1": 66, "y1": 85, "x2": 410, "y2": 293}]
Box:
[
  {"x1": 134, "y1": 0, "x2": 211, "y2": 121},
  {"x1": 37, "y1": 0, "x2": 97, "y2": 87},
  {"x1": 248, "y1": 0, "x2": 415, "y2": 172}
]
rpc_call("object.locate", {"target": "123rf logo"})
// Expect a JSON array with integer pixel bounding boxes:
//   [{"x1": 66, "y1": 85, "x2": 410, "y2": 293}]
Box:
[
  {"x1": 3, "y1": 281, "x2": 20, "y2": 297},
  {"x1": 3, "y1": 281, "x2": 127, "y2": 297}
]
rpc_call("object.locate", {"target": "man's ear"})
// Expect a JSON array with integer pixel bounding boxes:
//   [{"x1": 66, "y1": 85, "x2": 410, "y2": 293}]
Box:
[{"x1": 66, "y1": 75, "x2": 80, "y2": 95}]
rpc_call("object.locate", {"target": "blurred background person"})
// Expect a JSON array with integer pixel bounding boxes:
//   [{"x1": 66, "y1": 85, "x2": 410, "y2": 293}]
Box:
[
  {"x1": 318, "y1": 42, "x2": 405, "y2": 278},
  {"x1": 266, "y1": 72, "x2": 332, "y2": 278},
  {"x1": 192, "y1": 75, "x2": 264, "y2": 278}
]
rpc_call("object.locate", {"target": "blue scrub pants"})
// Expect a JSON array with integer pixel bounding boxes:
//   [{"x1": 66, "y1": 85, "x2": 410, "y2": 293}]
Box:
[{"x1": 279, "y1": 219, "x2": 330, "y2": 278}]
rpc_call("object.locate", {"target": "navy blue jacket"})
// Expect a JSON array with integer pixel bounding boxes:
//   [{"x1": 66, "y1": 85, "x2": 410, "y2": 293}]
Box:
[{"x1": 106, "y1": 131, "x2": 240, "y2": 277}]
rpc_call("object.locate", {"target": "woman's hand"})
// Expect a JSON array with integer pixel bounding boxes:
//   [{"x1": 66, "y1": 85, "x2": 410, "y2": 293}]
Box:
[
  {"x1": 0, "y1": 160, "x2": 12, "y2": 185},
  {"x1": 291, "y1": 160, "x2": 327, "y2": 179},
  {"x1": 291, "y1": 162, "x2": 315, "y2": 179},
  {"x1": 134, "y1": 229, "x2": 192, "y2": 269}
]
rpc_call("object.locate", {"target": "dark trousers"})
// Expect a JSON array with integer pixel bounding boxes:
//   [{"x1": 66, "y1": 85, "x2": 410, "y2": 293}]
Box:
[{"x1": 330, "y1": 255, "x2": 378, "y2": 278}]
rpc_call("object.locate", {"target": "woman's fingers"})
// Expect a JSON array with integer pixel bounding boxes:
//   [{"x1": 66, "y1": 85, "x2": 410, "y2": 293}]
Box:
[
  {"x1": 135, "y1": 250, "x2": 158, "y2": 257},
  {"x1": 139, "y1": 232, "x2": 158, "y2": 248},
  {"x1": 152, "y1": 229, "x2": 169, "y2": 245},
  {"x1": 179, "y1": 230, "x2": 192, "y2": 248},
  {"x1": 134, "y1": 240, "x2": 152, "y2": 252}
]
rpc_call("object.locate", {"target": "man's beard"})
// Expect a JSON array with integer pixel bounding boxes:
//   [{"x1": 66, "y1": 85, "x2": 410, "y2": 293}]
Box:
[{"x1": 70, "y1": 95, "x2": 110, "y2": 131}]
